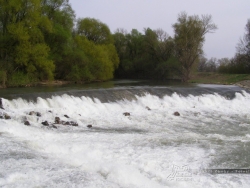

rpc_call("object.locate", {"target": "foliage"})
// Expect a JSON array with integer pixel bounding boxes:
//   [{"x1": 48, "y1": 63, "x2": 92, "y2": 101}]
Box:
[
  {"x1": 76, "y1": 18, "x2": 113, "y2": 44},
  {"x1": 0, "y1": 0, "x2": 55, "y2": 84},
  {"x1": 7, "y1": 71, "x2": 37, "y2": 87},
  {"x1": 113, "y1": 28, "x2": 176, "y2": 79},
  {"x1": 173, "y1": 12, "x2": 217, "y2": 82}
]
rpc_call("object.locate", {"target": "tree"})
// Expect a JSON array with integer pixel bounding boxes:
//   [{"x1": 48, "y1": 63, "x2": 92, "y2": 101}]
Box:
[
  {"x1": 67, "y1": 18, "x2": 119, "y2": 82},
  {"x1": 41, "y1": 0, "x2": 75, "y2": 79},
  {"x1": 76, "y1": 18, "x2": 113, "y2": 44},
  {"x1": 173, "y1": 12, "x2": 217, "y2": 82},
  {"x1": 235, "y1": 19, "x2": 250, "y2": 73},
  {"x1": 0, "y1": 0, "x2": 55, "y2": 86}
]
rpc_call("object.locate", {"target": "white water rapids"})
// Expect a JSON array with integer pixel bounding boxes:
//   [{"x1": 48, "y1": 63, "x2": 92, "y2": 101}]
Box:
[{"x1": 0, "y1": 84, "x2": 250, "y2": 187}]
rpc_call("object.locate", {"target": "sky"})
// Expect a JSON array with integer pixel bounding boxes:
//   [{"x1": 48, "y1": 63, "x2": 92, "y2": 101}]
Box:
[{"x1": 69, "y1": 0, "x2": 250, "y2": 59}]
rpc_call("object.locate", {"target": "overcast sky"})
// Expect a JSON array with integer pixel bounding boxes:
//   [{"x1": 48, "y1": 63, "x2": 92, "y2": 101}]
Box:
[{"x1": 69, "y1": 0, "x2": 249, "y2": 59}]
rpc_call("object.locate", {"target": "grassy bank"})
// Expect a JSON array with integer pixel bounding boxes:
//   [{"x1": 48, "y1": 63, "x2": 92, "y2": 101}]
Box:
[{"x1": 189, "y1": 73, "x2": 250, "y2": 85}]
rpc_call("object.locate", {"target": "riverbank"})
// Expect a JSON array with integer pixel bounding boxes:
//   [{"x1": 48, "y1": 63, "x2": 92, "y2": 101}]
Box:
[
  {"x1": 189, "y1": 73, "x2": 250, "y2": 89},
  {"x1": 1, "y1": 73, "x2": 250, "y2": 89}
]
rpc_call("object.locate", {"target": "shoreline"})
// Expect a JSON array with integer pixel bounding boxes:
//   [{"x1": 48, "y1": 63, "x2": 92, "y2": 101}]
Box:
[
  {"x1": 1, "y1": 79, "x2": 250, "y2": 90},
  {"x1": 234, "y1": 80, "x2": 250, "y2": 89}
]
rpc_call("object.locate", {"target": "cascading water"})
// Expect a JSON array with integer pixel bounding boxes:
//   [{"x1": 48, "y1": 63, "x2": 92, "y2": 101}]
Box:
[{"x1": 0, "y1": 81, "x2": 250, "y2": 188}]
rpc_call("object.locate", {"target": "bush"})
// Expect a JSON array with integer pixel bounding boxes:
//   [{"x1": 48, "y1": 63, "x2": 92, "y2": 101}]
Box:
[{"x1": 7, "y1": 72, "x2": 37, "y2": 87}]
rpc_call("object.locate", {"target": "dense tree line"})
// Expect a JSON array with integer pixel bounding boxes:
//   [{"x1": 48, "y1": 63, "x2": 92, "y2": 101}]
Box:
[
  {"x1": 0, "y1": 0, "x2": 118, "y2": 87},
  {"x1": 114, "y1": 13, "x2": 217, "y2": 82},
  {"x1": 0, "y1": 1, "x2": 218, "y2": 87}
]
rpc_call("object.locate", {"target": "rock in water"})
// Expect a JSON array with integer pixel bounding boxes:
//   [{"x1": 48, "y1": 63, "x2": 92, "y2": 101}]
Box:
[
  {"x1": 36, "y1": 112, "x2": 42, "y2": 117},
  {"x1": 0, "y1": 98, "x2": 4, "y2": 109},
  {"x1": 64, "y1": 115, "x2": 70, "y2": 118},
  {"x1": 4, "y1": 114, "x2": 11, "y2": 119},
  {"x1": 123, "y1": 112, "x2": 130, "y2": 116},
  {"x1": 173, "y1": 112, "x2": 180, "y2": 116},
  {"x1": 29, "y1": 111, "x2": 42, "y2": 117},
  {"x1": 42, "y1": 121, "x2": 49, "y2": 126},
  {"x1": 55, "y1": 117, "x2": 61, "y2": 124},
  {"x1": 87, "y1": 124, "x2": 92, "y2": 128},
  {"x1": 24, "y1": 121, "x2": 30, "y2": 126}
]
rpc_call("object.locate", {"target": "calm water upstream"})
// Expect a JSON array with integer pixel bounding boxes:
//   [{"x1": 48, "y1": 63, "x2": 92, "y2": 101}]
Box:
[{"x1": 0, "y1": 80, "x2": 250, "y2": 187}]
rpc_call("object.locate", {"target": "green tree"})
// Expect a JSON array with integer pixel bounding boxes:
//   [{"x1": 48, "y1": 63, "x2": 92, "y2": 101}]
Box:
[
  {"x1": 67, "y1": 18, "x2": 119, "y2": 82},
  {"x1": 76, "y1": 18, "x2": 113, "y2": 44},
  {"x1": 0, "y1": 0, "x2": 55, "y2": 86},
  {"x1": 173, "y1": 12, "x2": 217, "y2": 82},
  {"x1": 41, "y1": 0, "x2": 75, "y2": 79}
]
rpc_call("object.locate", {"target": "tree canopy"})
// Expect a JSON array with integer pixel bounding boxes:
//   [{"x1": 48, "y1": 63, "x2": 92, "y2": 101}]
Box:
[
  {"x1": 173, "y1": 12, "x2": 217, "y2": 81},
  {"x1": 0, "y1": 3, "x2": 224, "y2": 87}
]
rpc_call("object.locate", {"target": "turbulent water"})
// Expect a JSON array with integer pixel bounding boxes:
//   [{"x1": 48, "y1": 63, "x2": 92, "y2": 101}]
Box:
[{"x1": 0, "y1": 80, "x2": 250, "y2": 188}]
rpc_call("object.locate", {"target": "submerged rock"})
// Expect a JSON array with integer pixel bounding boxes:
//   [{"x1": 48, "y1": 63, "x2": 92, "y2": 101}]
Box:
[
  {"x1": 36, "y1": 112, "x2": 42, "y2": 117},
  {"x1": 42, "y1": 121, "x2": 49, "y2": 126},
  {"x1": 29, "y1": 111, "x2": 41, "y2": 117},
  {"x1": 24, "y1": 121, "x2": 30, "y2": 126},
  {"x1": 4, "y1": 114, "x2": 11, "y2": 119},
  {"x1": 54, "y1": 117, "x2": 60, "y2": 124},
  {"x1": 64, "y1": 115, "x2": 70, "y2": 118},
  {"x1": 64, "y1": 121, "x2": 78, "y2": 126},
  {"x1": 123, "y1": 112, "x2": 130, "y2": 116},
  {"x1": 87, "y1": 124, "x2": 92, "y2": 128},
  {"x1": 173, "y1": 112, "x2": 180, "y2": 116},
  {"x1": 146, "y1": 106, "x2": 151, "y2": 111}
]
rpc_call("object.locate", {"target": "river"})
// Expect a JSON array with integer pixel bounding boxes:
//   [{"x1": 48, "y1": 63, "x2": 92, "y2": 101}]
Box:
[{"x1": 0, "y1": 80, "x2": 250, "y2": 187}]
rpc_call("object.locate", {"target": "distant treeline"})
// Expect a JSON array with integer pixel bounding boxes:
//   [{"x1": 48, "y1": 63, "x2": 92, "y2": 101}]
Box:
[{"x1": 0, "y1": 0, "x2": 248, "y2": 88}]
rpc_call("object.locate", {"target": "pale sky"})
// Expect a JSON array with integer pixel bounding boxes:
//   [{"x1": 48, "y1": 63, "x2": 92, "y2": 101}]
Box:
[{"x1": 69, "y1": 0, "x2": 250, "y2": 59}]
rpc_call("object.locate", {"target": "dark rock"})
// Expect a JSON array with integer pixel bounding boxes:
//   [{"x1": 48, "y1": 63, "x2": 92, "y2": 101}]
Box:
[
  {"x1": 4, "y1": 114, "x2": 11, "y2": 119},
  {"x1": 29, "y1": 111, "x2": 41, "y2": 117},
  {"x1": 64, "y1": 115, "x2": 69, "y2": 118},
  {"x1": 24, "y1": 121, "x2": 30, "y2": 126},
  {"x1": 62, "y1": 121, "x2": 78, "y2": 126},
  {"x1": 54, "y1": 117, "x2": 60, "y2": 124},
  {"x1": 64, "y1": 121, "x2": 70, "y2": 125},
  {"x1": 36, "y1": 112, "x2": 42, "y2": 117},
  {"x1": 0, "y1": 98, "x2": 4, "y2": 109},
  {"x1": 123, "y1": 112, "x2": 130, "y2": 116},
  {"x1": 146, "y1": 106, "x2": 151, "y2": 111},
  {"x1": 48, "y1": 110, "x2": 52, "y2": 113},
  {"x1": 29, "y1": 111, "x2": 36, "y2": 116},
  {"x1": 42, "y1": 121, "x2": 49, "y2": 126},
  {"x1": 52, "y1": 125, "x2": 57, "y2": 129},
  {"x1": 173, "y1": 112, "x2": 180, "y2": 116},
  {"x1": 70, "y1": 121, "x2": 78, "y2": 126},
  {"x1": 87, "y1": 124, "x2": 92, "y2": 128},
  {"x1": 0, "y1": 115, "x2": 3, "y2": 119}
]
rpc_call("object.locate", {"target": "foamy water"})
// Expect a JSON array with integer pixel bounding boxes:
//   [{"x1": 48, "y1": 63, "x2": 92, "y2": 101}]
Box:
[{"x1": 0, "y1": 85, "x2": 250, "y2": 187}]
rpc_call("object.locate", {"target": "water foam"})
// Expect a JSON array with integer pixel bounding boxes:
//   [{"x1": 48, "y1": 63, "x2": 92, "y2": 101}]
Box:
[{"x1": 1, "y1": 91, "x2": 250, "y2": 187}]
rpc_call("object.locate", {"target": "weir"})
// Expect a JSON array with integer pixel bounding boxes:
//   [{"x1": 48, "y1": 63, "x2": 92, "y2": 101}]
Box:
[
  {"x1": 0, "y1": 84, "x2": 248, "y2": 102},
  {"x1": 1, "y1": 82, "x2": 250, "y2": 187}
]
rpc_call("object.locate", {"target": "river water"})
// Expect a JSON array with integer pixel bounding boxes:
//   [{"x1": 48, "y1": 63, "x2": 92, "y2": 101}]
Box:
[{"x1": 0, "y1": 80, "x2": 250, "y2": 188}]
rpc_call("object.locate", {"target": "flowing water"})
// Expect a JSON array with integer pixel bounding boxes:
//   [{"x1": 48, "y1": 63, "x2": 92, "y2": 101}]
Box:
[{"x1": 0, "y1": 80, "x2": 250, "y2": 188}]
